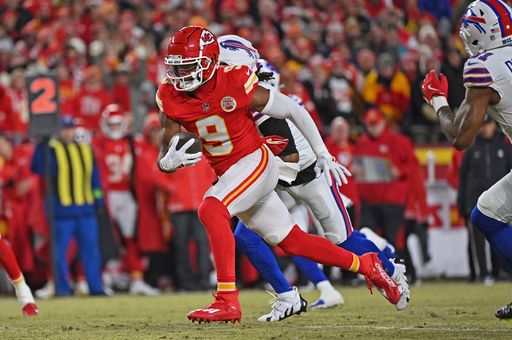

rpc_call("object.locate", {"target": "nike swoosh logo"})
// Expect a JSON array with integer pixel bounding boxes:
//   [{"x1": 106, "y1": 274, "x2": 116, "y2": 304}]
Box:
[
  {"x1": 467, "y1": 60, "x2": 479, "y2": 66},
  {"x1": 427, "y1": 84, "x2": 441, "y2": 92}
]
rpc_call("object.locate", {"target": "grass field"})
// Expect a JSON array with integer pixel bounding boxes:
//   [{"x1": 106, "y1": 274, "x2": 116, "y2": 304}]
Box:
[{"x1": 1, "y1": 282, "x2": 511, "y2": 339}]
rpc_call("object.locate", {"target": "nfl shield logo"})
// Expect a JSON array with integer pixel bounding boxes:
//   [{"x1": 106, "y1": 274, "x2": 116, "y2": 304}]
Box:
[
  {"x1": 221, "y1": 96, "x2": 237, "y2": 112},
  {"x1": 202, "y1": 103, "x2": 210, "y2": 112}
]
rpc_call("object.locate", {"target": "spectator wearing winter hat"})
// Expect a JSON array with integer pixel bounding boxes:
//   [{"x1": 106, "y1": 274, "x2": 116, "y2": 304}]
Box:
[{"x1": 361, "y1": 52, "x2": 410, "y2": 125}]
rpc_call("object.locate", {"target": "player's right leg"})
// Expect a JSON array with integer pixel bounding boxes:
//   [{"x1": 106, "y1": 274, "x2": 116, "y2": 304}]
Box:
[
  {"x1": 234, "y1": 222, "x2": 307, "y2": 322},
  {"x1": 285, "y1": 174, "x2": 408, "y2": 309},
  {"x1": 0, "y1": 235, "x2": 38, "y2": 316},
  {"x1": 287, "y1": 203, "x2": 343, "y2": 309},
  {"x1": 470, "y1": 172, "x2": 512, "y2": 269},
  {"x1": 469, "y1": 171, "x2": 512, "y2": 318},
  {"x1": 239, "y1": 191, "x2": 401, "y2": 307},
  {"x1": 189, "y1": 145, "x2": 279, "y2": 323}
]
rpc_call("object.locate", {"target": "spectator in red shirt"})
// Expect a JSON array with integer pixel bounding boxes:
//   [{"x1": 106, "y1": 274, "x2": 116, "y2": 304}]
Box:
[
  {"x1": 133, "y1": 114, "x2": 169, "y2": 287},
  {"x1": 0, "y1": 85, "x2": 15, "y2": 133},
  {"x1": 166, "y1": 157, "x2": 216, "y2": 291},
  {"x1": 74, "y1": 65, "x2": 111, "y2": 131},
  {"x1": 7, "y1": 68, "x2": 29, "y2": 137},
  {"x1": 111, "y1": 67, "x2": 132, "y2": 113},
  {"x1": 353, "y1": 109, "x2": 416, "y2": 252},
  {"x1": 324, "y1": 117, "x2": 361, "y2": 224},
  {"x1": 55, "y1": 63, "x2": 75, "y2": 117},
  {"x1": 0, "y1": 134, "x2": 40, "y2": 273}
]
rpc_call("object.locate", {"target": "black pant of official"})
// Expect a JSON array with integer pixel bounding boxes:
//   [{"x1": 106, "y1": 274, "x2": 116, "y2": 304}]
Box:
[
  {"x1": 466, "y1": 220, "x2": 504, "y2": 281},
  {"x1": 171, "y1": 211, "x2": 211, "y2": 291},
  {"x1": 360, "y1": 202, "x2": 406, "y2": 251}
]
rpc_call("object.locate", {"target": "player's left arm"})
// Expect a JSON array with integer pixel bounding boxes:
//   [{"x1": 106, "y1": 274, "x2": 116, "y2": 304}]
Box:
[
  {"x1": 251, "y1": 86, "x2": 350, "y2": 186},
  {"x1": 437, "y1": 88, "x2": 493, "y2": 150},
  {"x1": 422, "y1": 70, "x2": 497, "y2": 150}
]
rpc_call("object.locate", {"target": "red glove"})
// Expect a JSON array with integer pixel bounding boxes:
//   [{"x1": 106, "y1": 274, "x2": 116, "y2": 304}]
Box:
[
  {"x1": 421, "y1": 70, "x2": 448, "y2": 104},
  {"x1": 261, "y1": 135, "x2": 289, "y2": 156}
]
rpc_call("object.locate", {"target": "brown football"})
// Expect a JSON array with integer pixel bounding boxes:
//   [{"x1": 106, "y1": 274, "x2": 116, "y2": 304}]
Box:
[{"x1": 175, "y1": 132, "x2": 202, "y2": 153}]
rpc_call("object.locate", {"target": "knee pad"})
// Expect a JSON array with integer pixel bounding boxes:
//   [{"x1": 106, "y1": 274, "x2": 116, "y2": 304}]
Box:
[
  {"x1": 471, "y1": 205, "x2": 508, "y2": 235},
  {"x1": 476, "y1": 188, "x2": 512, "y2": 224},
  {"x1": 197, "y1": 197, "x2": 229, "y2": 225},
  {"x1": 476, "y1": 191, "x2": 493, "y2": 214}
]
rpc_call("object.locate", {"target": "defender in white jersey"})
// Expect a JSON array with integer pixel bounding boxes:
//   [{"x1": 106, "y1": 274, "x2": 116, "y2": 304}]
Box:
[
  {"x1": 422, "y1": 0, "x2": 512, "y2": 319},
  {"x1": 219, "y1": 35, "x2": 410, "y2": 318}
]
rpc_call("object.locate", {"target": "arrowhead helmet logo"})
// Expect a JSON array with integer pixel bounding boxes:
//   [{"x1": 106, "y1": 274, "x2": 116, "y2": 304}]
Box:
[{"x1": 200, "y1": 30, "x2": 215, "y2": 47}]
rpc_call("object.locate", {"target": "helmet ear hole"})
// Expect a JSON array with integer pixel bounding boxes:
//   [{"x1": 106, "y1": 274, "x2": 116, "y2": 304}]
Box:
[{"x1": 472, "y1": 40, "x2": 479, "y2": 45}]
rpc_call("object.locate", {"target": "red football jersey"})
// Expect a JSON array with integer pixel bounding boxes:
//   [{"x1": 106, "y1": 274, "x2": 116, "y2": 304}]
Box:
[
  {"x1": 93, "y1": 135, "x2": 134, "y2": 191},
  {"x1": 74, "y1": 86, "x2": 111, "y2": 131},
  {"x1": 156, "y1": 65, "x2": 262, "y2": 176}
]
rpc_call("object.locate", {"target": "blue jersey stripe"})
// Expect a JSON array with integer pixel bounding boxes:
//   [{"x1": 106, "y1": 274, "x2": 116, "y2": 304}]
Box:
[
  {"x1": 464, "y1": 68, "x2": 490, "y2": 74},
  {"x1": 464, "y1": 76, "x2": 493, "y2": 83}
]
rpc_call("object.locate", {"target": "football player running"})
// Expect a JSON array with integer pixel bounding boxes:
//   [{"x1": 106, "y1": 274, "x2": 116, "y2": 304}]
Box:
[
  {"x1": 217, "y1": 35, "x2": 409, "y2": 322},
  {"x1": 422, "y1": 0, "x2": 512, "y2": 319},
  {"x1": 157, "y1": 26, "x2": 401, "y2": 323},
  {"x1": 219, "y1": 35, "x2": 342, "y2": 318}
]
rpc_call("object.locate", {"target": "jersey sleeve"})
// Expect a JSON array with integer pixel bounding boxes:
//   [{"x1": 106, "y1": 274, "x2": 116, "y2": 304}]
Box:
[
  {"x1": 225, "y1": 65, "x2": 259, "y2": 107},
  {"x1": 463, "y1": 58, "x2": 494, "y2": 88},
  {"x1": 155, "y1": 82, "x2": 176, "y2": 120}
]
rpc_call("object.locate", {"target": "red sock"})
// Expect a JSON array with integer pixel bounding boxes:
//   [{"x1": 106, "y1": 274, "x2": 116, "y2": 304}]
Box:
[
  {"x1": 278, "y1": 225, "x2": 360, "y2": 273},
  {"x1": 0, "y1": 237, "x2": 23, "y2": 282},
  {"x1": 124, "y1": 237, "x2": 144, "y2": 277},
  {"x1": 198, "y1": 197, "x2": 236, "y2": 291}
]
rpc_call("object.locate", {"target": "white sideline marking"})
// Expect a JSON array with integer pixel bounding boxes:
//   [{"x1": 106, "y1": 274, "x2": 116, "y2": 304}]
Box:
[{"x1": 304, "y1": 324, "x2": 507, "y2": 333}]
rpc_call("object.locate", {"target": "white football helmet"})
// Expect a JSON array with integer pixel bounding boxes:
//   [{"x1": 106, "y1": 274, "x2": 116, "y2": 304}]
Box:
[
  {"x1": 100, "y1": 104, "x2": 129, "y2": 140},
  {"x1": 218, "y1": 34, "x2": 260, "y2": 70},
  {"x1": 460, "y1": 0, "x2": 512, "y2": 56}
]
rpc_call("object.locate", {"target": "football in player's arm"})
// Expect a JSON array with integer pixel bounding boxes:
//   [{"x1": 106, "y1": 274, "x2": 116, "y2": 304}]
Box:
[{"x1": 158, "y1": 83, "x2": 348, "y2": 187}]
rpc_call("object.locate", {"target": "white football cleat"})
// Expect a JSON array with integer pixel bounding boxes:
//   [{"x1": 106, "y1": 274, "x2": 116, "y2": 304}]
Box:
[
  {"x1": 311, "y1": 280, "x2": 344, "y2": 309},
  {"x1": 257, "y1": 287, "x2": 307, "y2": 322},
  {"x1": 74, "y1": 280, "x2": 89, "y2": 296},
  {"x1": 13, "y1": 279, "x2": 39, "y2": 316},
  {"x1": 35, "y1": 281, "x2": 55, "y2": 299},
  {"x1": 392, "y1": 261, "x2": 410, "y2": 311},
  {"x1": 129, "y1": 280, "x2": 160, "y2": 296}
]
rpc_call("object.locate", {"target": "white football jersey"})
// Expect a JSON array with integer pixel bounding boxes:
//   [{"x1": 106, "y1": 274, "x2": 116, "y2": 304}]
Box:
[
  {"x1": 463, "y1": 45, "x2": 512, "y2": 139},
  {"x1": 252, "y1": 91, "x2": 316, "y2": 171}
]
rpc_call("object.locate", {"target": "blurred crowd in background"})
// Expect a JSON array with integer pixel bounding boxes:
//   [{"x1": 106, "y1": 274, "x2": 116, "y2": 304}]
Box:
[{"x1": 0, "y1": 0, "x2": 511, "y2": 297}]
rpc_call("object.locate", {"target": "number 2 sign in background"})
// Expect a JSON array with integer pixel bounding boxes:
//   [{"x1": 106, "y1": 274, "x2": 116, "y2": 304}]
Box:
[{"x1": 26, "y1": 73, "x2": 60, "y2": 137}]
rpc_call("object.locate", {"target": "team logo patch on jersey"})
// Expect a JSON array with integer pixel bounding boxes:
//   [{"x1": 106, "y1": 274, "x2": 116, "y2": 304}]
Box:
[{"x1": 221, "y1": 96, "x2": 237, "y2": 112}]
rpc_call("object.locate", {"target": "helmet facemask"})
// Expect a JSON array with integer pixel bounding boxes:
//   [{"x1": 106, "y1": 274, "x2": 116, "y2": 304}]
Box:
[
  {"x1": 459, "y1": 28, "x2": 481, "y2": 56},
  {"x1": 101, "y1": 115, "x2": 128, "y2": 140},
  {"x1": 164, "y1": 54, "x2": 214, "y2": 92}
]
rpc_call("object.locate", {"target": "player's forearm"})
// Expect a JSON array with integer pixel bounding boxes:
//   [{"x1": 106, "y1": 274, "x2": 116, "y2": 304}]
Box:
[
  {"x1": 437, "y1": 100, "x2": 474, "y2": 150},
  {"x1": 262, "y1": 91, "x2": 327, "y2": 156}
]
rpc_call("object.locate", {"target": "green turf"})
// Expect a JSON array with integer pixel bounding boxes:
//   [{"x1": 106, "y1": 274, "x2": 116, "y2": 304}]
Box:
[{"x1": 0, "y1": 282, "x2": 511, "y2": 339}]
